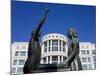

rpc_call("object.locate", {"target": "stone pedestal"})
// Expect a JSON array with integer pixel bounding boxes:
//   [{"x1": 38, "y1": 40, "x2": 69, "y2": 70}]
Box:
[{"x1": 29, "y1": 64, "x2": 71, "y2": 73}]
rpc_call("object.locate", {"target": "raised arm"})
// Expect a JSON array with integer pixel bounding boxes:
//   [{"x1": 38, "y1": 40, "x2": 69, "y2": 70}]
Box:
[{"x1": 36, "y1": 8, "x2": 49, "y2": 32}]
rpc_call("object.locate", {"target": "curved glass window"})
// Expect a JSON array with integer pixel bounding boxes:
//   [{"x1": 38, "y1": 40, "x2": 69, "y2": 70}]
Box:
[
  {"x1": 63, "y1": 42, "x2": 66, "y2": 52},
  {"x1": 52, "y1": 56, "x2": 58, "y2": 64},
  {"x1": 43, "y1": 57, "x2": 46, "y2": 63},
  {"x1": 52, "y1": 40, "x2": 58, "y2": 51},
  {"x1": 44, "y1": 41, "x2": 47, "y2": 52},
  {"x1": 52, "y1": 40, "x2": 58, "y2": 45},
  {"x1": 52, "y1": 46, "x2": 58, "y2": 51},
  {"x1": 63, "y1": 56, "x2": 67, "y2": 62}
]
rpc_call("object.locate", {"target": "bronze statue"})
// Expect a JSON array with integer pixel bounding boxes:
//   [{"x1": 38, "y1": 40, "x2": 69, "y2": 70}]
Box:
[
  {"x1": 58, "y1": 28, "x2": 82, "y2": 70},
  {"x1": 23, "y1": 8, "x2": 49, "y2": 74},
  {"x1": 66, "y1": 28, "x2": 82, "y2": 70}
]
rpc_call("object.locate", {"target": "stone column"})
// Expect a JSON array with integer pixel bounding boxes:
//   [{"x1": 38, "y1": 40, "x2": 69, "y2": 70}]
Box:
[
  {"x1": 61, "y1": 56, "x2": 63, "y2": 62},
  {"x1": 46, "y1": 56, "x2": 48, "y2": 64},
  {"x1": 50, "y1": 40, "x2": 52, "y2": 52},
  {"x1": 61, "y1": 41, "x2": 63, "y2": 52},
  {"x1": 50, "y1": 56, "x2": 52, "y2": 64},
  {"x1": 47, "y1": 41, "x2": 49, "y2": 52},
  {"x1": 41, "y1": 59, "x2": 43, "y2": 64},
  {"x1": 42, "y1": 43, "x2": 44, "y2": 53},
  {"x1": 58, "y1": 40, "x2": 60, "y2": 52},
  {"x1": 58, "y1": 56, "x2": 60, "y2": 64}
]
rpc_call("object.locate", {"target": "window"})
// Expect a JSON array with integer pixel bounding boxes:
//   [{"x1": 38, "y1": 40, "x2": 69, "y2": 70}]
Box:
[
  {"x1": 63, "y1": 42, "x2": 66, "y2": 52},
  {"x1": 92, "y1": 50, "x2": 96, "y2": 54},
  {"x1": 52, "y1": 46, "x2": 58, "y2": 51},
  {"x1": 81, "y1": 50, "x2": 90, "y2": 54},
  {"x1": 59, "y1": 40, "x2": 61, "y2": 45},
  {"x1": 52, "y1": 56, "x2": 58, "y2": 64},
  {"x1": 86, "y1": 50, "x2": 89, "y2": 54},
  {"x1": 48, "y1": 47, "x2": 50, "y2": 52},
  {"x1": 81, "y1": 50, "x2": 86, "y2": 54},
  {"x1": 59, "y1": 46, "x2": 61, "y2": 51},
  {"x1": 88, "y1": 57, "x2": 91, "y2": 62},
  {"x1": 63, "y1": 47, "x2": 66, "y2": 52},
  {"x1": 93, "y1": 56, "x2": 96, "y2": 62},
  {"x1": 44, "y1": 42, "x2": 47, "y2": 48},
  {"x1": 19, "y1": 60, "x2": 25, "y2": 65},
  {"x1": 12, "y1": 67, "x2": 16, "y2": 73},
  {"x1": 52, "y1": 56, "x2": 58, "y2": 61},
  {"x1": 49, "y1": 40, "x2": 51, "y2": 46},
  {"x1": 44, "y1": 48, "x2": 47, "y2": 52},
  {"x1": 63, "y1": 42, "x2": 66, "y2": 47},
  {"x1": 13, "y1": 60, "x2": 17, "y2": 65},
  {"x1": 52, "y1": 40, "x2": 58, "y2": 51},
  {"x1": 88, "y1": 64, "x2": 92, "y2": 69},
  {"x1": 52, "y1": 61, "x2": 58, "y2": 64},
  {"x1": 44, "y1": 42, "x2": 47, "y2": 52},
  {"x1": 63, "y1": 56, "x2": 67, "y2": 62},
  {"x1": 82, "y1": 64, "x2": 88, "y2": 70},
  {"x1": 15, "y1": 51, "x2": 19, "y2": 56},
  {"x1": 82, "y1": 58, "x2": 87, "y2": 62},
  {"x1": 94, "y1": 62, "x2": 96, "y2": 69},
  {"x1": 60, "y1": 56, "x2": 62, "y2": 61},
  {"x1": 52, "y1": 40, "x2": 58, "y2": 45},
  {"x1": 20, "y1": 51, "x2": 26, "y2": 56},
  {"x1": 17, "y1": 67, "x2": 23, "y2": 73},
  {"x1": 43, "y1": 57, "x2": 46, "y2": 63},
  {"x1": 48, "y1": 56, "x2": 50, "y2": 62}
]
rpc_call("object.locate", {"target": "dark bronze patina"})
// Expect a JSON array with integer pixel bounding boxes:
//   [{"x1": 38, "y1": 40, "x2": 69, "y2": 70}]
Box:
[
  {"x1": 23, "y1": 8, "x2": 49, "y2": 74},
  {"x1": 58, "y1": 28, "x2": 82, "y2": 70},
  {"x1": 66, "y1": 28, "x2": 83, "y2": 70}
]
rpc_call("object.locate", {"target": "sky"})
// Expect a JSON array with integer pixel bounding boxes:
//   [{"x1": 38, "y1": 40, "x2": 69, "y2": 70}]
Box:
[{"x1": 11, "y1": 1, "x2": 96, "y2": 43}]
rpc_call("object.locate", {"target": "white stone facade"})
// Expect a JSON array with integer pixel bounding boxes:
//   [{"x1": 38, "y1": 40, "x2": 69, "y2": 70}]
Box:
[{"x1": 11, "y1": 42, "x2": 28, "y2": 74}]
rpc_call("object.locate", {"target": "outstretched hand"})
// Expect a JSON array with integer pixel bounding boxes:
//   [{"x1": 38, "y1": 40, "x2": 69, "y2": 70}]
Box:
[{"x1": 58, "y1": 62, "x2": 69, "y2": 69}]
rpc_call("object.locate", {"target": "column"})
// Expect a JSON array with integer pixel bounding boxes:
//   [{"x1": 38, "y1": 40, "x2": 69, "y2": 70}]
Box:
[
  {"x1": 42, "y1": 43, "x2": 44, "y2": 54},
  {"x1": 61, "y1": 41, "x2": 63, "y2": 52},
  {"x1": 47, "y1": 41, "x2": 49, "y2": 52},
  {"x1": 48, "y1": 40, "x2": 51, "y2": 52},
  {"x1": 50, "y1": 56, "x2": 52, "y2": 64},
  {"x1": 58, "y1": 56, "x2": 60, "y2": 64},
  {"x1": 58, "y1": 40, "x2": 60, "y2": 52},
  {"x1": 50, "y1": 40, "x2": 52, "y2": 52},
  {"x1": 46, "y1": 57, "x2": 48, "y2": 64},
  {"x1": 61, "y1": 56, "x2": 63, "y2": 62},
  {"x1": 41, "y1": 59, "x2": 43, "y2": 64}
]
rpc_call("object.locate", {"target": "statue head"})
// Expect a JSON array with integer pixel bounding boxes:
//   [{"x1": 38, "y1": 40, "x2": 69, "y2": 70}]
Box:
[{"x1": 68, "y1": 28, "x2": 77, "y2": 39}]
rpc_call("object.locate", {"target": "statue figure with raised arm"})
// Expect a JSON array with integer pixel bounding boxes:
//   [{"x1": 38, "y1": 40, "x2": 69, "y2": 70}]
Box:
[{"x1": 23, "y1": 8, "x2": 49, "y2": 74}]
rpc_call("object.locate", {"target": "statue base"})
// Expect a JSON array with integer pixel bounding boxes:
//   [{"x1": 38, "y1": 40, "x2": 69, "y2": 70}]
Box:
[{"x1": 24, "y1": 64, "x2": 71, "y2": 74}]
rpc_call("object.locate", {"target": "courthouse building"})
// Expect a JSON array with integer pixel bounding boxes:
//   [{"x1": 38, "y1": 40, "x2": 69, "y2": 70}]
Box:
[{"x1": 11, "y1": 33, "x2": 96, "y2": 75}]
